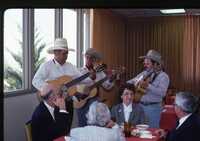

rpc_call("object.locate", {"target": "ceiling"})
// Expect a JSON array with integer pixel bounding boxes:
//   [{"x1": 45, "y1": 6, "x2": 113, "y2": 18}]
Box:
[{"x1": 110, "y1": 9, "x2": 200, "y2": 19}]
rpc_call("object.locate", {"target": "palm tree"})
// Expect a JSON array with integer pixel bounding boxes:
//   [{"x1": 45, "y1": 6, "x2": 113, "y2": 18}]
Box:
[{"x1": 4, "y1": 26, "x2": 46, "y2": 91}]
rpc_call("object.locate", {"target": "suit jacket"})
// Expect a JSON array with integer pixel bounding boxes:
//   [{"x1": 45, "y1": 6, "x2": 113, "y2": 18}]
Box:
[
  {"x1": 166, "y1": 113, "x2": 200, "y2": 141},
  {"x1": 111, "y1": 103, "x2": 146, "y2": 126},
  {"x1": 31, "y1": 102, "x2": 71, "y2": 141}
]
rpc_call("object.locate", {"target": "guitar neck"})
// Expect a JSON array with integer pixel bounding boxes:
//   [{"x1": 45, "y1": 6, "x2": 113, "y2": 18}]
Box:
[
  {"x1": 89, "y1": 76, "x2": 109, "y2": 90},
  {"x1": 64, "y1": 72, "x2": 90, "y2": 88}
]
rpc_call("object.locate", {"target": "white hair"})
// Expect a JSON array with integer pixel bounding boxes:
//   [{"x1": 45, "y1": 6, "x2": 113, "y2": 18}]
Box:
[
  {"x1": 86, "y1": 102, "x2": 111, "y2": 127},
  {"x1": 175, "y1": 91, "x2": 198, "y2": 113}
]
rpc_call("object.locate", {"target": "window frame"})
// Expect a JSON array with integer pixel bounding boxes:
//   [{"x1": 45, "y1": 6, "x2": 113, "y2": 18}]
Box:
[{"x1": 4, "y1": 8, "x2": 90, "y2": 97}]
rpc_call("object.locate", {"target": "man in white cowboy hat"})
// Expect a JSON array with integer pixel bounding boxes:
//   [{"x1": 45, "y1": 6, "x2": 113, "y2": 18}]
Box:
[
  {"x1": 32, "y1": 38, "x2": 92, "y2": 91},
  {"x1": 76, "y1": 48, "x2": 115, "y2": 127},
  {"x1": 127, "y1": 49, "x2": 170, "y2": 128},
  {"x1": 32, "y1": 38, "x2": 93, "y2": 130}
]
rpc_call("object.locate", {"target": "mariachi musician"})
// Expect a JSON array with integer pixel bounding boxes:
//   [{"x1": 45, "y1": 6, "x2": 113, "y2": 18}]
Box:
[
  {"x1": 32, "y1": 38, "x2": 94, "y2": 132},
  {"x1": 76, "y1": 48, "x2": 115, "y2": 127},
  {"x1": 127, "y1": 49, "x2": 170, "y2": 128}
]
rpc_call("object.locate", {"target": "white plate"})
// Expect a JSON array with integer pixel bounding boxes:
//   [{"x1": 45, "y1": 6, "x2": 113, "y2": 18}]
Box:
[{"x1": 136, "y1": 124, "x2": 149, "y2": 130}]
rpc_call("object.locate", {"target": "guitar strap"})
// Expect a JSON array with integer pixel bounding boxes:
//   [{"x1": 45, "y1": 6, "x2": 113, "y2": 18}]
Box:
[{"x1": 149, "y1": 71, "x2": 160, "y2": 84}]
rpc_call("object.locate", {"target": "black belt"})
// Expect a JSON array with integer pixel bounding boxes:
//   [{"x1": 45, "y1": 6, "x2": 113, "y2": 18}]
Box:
[{"x1": 140, "y1": 101, "x2": 161, "y2": 106}]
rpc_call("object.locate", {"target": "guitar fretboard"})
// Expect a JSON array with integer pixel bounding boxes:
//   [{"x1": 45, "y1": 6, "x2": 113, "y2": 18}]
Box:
[
  {"x1": 89, "y1": 76, "x2": 109, "y2": 90},
  {"x1": 64, "y1": 72, "x2": 90, "y2": 88}
]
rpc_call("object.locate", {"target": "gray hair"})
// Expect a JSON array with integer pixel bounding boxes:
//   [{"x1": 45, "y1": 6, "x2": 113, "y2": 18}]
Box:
[
  {"x1": 86, "y1": 102, "x2": 111, "y2": 127},
  {"x1": 175, "y1": 91, "x2": 198, "y2": 113}
]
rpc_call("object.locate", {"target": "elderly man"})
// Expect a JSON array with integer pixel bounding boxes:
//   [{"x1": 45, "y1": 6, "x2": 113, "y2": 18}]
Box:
[
  {"x1": 66, "y1": 102, "x2": 125, "y2": 141},
  {"x1": 127, "y1": 49, "x2": 169, "y2": 128},
  {"x1": 111, "y1": 84, "x2": 146, "y2": 127},
  {"x1": 76, "y1": 48, "x2": 115, "y2": 127},
  {"x1": 31, "y1": 83, "x2": 71, "y2": 141},
  {"x1": 156, "y1": 91, "x2": 200, "y2": 141}
]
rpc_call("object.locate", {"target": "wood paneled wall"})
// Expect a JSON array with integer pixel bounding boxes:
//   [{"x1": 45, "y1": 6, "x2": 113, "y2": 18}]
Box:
[
  {"x1": 91, "y1": 9, "x2": 200, "y2": 99},
  {"x1": 91, "y1": 9, "x2": 126, "y2": 69},
  {"x1": 125, "y1": 16, "x2": 200, "y2": 95}
]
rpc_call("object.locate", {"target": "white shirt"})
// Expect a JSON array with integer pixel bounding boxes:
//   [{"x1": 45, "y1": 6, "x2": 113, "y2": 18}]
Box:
[
  {"x1": 176, "y1": 113, "x2": 192, "y2": 129},
  {"x1": 123, "y1": 103, "x2": 133, "y2": 122},
  {"x1": 79, "y1": 67, "x2": 114, "y2": 90},
  {"x1": 44, "y1": 101, "x2": 55, "y2": 120},
  {"x1": 68, "y1": 125, "x2": 125, "y2": 141},
  {"x1": 32, "y1": 59, "x2": 92, "y2": 90}
]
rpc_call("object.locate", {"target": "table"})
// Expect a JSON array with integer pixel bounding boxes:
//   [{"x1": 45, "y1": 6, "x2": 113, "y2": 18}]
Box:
[
  {"x1": 54, "y1": 136, "x2": 65, "y2": 141},
  {"x1": 159, "y1": 105, "x2": 178, "y2": 130}
]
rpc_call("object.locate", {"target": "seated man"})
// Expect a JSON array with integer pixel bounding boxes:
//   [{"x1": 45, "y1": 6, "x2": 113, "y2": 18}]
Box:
[
  {"x1": 111, "y1": 84, "x2": 146, "y2": 127},
  {"x1": 31, "y1": 84, "x2": 71, "y2": 141},
  {"x1": 66, "y1": 102, "x2": 125, "y2": 141},
  {"x1": 156, "y1": 91, "x2": 200, "y2": 141}
]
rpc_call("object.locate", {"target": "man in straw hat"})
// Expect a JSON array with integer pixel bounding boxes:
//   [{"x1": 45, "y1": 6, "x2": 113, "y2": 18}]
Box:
[
  {"x1": 127, "y1": 49, "x2": 170, "y2": 128},
  {"x1": 32, "y1": 38, "x2": 92, "y2": 91},
  {"x1": 32, "y1": 38, "x2": 93, "y2": 130},
  {"x1": 31, "y1": 83, "x2": 71, "y2": 141},
  {"x1": 76, "y1": 48, "x2": 115, "y2": 127}
]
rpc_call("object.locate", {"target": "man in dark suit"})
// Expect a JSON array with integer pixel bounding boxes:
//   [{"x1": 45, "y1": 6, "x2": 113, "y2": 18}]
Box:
[
  {"x1": 156, "y1": 91, "x2": 200, "y2": 141},
  {"x1": 31, "y1": 84, "x2": 71, "y2": 141},
  {"x1": 110, "y1": 84, "x2": 146, "y2": 126}
]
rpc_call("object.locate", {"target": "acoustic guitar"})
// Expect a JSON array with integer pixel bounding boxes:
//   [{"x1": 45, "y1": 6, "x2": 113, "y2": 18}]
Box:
[
  {"x1": 73, "y1": 67, "x2": 126, "y2": 109},
  {"x1": 37, "y1": 64, "x2": 107, "y2": 100},
  {"x1": 134, "y1": 69, "x2": 155, "y2": 102}
]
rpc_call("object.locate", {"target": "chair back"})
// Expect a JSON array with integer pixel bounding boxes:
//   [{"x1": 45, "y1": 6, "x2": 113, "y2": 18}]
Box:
[{"x1": 25, "y1": 120, "x2": 32, "y2": 141}]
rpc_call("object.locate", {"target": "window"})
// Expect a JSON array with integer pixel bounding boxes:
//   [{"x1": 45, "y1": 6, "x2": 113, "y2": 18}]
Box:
[
  {"x1": 83, "y1": 9, "x2": 90, "y2": 66},
  {"x1": 4, "y1": 9, "x2": 23, "y2": 92},
  {"x1": 34, "y1": 9, "x2": 55, "y2": 72},
  {"x1": 63, "y1": 9, "x2": 77, "y2": 66},
  {"x1": 3, "y1": 8, "x2": 90, "y2": 95}
]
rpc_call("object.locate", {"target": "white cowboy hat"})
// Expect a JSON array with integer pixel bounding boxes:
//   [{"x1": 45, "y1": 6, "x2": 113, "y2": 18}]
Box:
[
  {"x1": 84, "y1": 48, "x2": 103, "y2": 60},
  {"x1": 47, "y1": 38, "x2": 75, "y2": 54},
  {"x1": 139, "y1": 49, "x2": 162, "y2": 64}
]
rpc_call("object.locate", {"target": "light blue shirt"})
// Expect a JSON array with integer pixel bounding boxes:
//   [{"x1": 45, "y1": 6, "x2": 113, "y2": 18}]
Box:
[
  {"x1": 68, "y1": 125, "x2": 125, "y2": 141},
  {"x1": 127, "y1": 70, "x2": 169, "y2": 103}
]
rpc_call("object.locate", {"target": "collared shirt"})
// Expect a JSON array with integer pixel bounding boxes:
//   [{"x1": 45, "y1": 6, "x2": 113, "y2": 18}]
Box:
[
  {"x1": 123, "y1": 103, "x2": 133, "y2": 122},
  {"x1": 79, "y1": 67, "x2": 114, "y2": 90},
  {"x1": 176, "y1": 113, "x2": 192, "y2": 129},
  {"x1": 43, "y1": 101, "x2": 68, "y2": 120},
  {"x1": 44, "y1": 101, "x2": 55, "y2": 120},
  {"x1": 127, "y1": 70, "x2": 169, "y2": 103},
  {"x1": 32, "y1": 59, "x2": 93, "y2": 90}
]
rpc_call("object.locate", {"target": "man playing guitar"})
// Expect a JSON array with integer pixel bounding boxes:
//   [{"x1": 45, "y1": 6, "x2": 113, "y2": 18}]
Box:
[
  {"x1": 127, "y1": 49, "x2": 169, "y2": 128},
  {"x1": 32, "y1": 38, "x2": 95, "y2": 131},
  {"x1": 76, "y1": 48, "x2": 115, "y2": 127}
]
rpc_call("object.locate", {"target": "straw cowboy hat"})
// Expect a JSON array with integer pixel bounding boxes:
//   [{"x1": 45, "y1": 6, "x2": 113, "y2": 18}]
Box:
[
  {"x1": 47, "y1": 38, "x2": 75, "y2": 54},
  {"x1": 85, "y1": 48, "x2": 103, "y2": 60},
  {"x1": 139, "y1": 49, "x2": 162, "y2": 64}
]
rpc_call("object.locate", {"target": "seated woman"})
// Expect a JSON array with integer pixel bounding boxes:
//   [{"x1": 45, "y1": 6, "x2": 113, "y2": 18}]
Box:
[
  {"x1": 111, "y1": 84, "x2": 146, "y2": 127},
  {"x1": 66, "y1": 102, "x2": 125, "y2": 141}
]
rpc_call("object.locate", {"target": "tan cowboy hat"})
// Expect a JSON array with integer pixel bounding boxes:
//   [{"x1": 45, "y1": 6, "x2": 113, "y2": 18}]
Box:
[
  {"x1": 47, "y1": 38, "x2": 75, "y2": 54},
  {"x1": 139, "y1": 49, "x2": 162, "y2": 64},
  {"x1": 84, "y1": 48, "x2": 103, "y2": 60}
]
